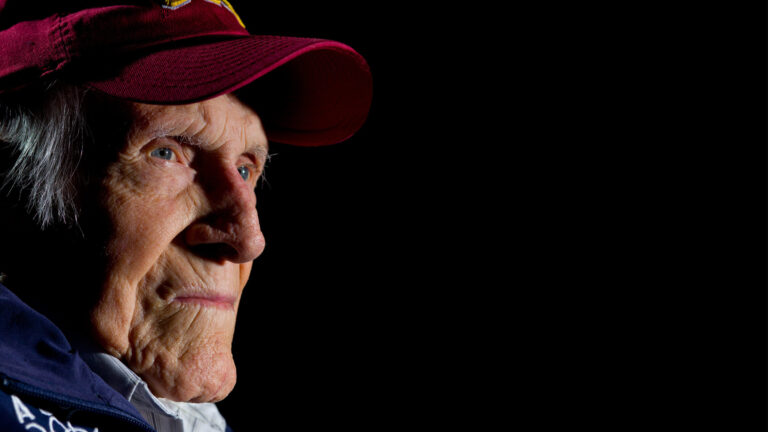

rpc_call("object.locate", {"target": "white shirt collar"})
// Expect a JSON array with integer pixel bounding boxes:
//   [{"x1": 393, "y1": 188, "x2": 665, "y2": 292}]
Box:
[{"x1": 77, "y1": 347, "x2": 228, "y2": 432}]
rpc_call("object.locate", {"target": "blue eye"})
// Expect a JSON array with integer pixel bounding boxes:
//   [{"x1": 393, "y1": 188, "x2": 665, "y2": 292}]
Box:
[
  {"x1": 150, "y1": 147, "x2": 175, "y2": 161},
  {"x1": 237, "y1": 165, "x2": 250, "y2": 181}
]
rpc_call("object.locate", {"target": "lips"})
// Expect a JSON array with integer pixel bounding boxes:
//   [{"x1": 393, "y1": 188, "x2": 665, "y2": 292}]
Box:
[
  {"x1": 153, "y1": 268, "x2": 241, "y2": 311},
  {"x1": 173, "y1": 294, "x2": 236, "y2": 310}
]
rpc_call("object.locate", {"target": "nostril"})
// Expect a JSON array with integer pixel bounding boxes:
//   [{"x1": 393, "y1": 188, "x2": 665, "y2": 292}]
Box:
[
  {"x1": 184, "y1": 208, "x2": 264, "y2": 263},
  {"x1": 188, "y1": 243, "x2": 240, "y2": 262}
]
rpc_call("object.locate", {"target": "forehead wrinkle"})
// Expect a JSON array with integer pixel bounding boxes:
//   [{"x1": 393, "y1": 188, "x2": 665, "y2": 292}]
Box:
[
  {"x1": 126, "y1": 103, "x2": 204, "y2": 147},
  {"x1": 196, "y1": 100, "x2": 225, "y2": 151},
  {"x1": 189, "y1": 97, "x2": 245, "y2": 152},
  {"x1": 239, "y1": 118, "x2": 269, "y2": 163},
  {"x1": 231, "y1": 96, "x2": 269, "y2": 160},
  {"x1": 199, "y1": 96, "x2": 269, "y2": 160},
  {"x1": 127, "y1": 97, "x2": 268, "y2": 158}
]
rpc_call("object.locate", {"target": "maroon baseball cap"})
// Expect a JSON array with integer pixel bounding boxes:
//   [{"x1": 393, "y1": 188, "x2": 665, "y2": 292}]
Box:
[{"x1": 0, "y1": 0, "x2": 372, "y2": 146}]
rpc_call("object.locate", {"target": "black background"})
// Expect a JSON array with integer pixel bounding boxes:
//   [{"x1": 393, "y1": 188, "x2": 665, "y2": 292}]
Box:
[
  {"x1": 214, "y1": 2, "x2": 480, "y2": 429},
  {"x1": 225, "y1": 3, "x2": 768, "y2": 430},
  {"x1": 215, "y1": 3, "x2": 768, "y2": 430}
]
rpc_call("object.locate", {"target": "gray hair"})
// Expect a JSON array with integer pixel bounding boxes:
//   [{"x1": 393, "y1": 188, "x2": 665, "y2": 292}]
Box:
[{"x1": 0, "y1": 83, "x2": 91, "y2": 229}]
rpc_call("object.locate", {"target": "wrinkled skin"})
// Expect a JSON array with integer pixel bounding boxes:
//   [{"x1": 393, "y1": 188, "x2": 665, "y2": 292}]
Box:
[{"x1": 87, "y1": 94, "x2": 267, "y2": 403}]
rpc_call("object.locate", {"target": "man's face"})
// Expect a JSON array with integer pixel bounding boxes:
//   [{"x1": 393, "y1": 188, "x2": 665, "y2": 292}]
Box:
[{"x1": 88, "y1": 93, "x2": 267, "y2": 402}]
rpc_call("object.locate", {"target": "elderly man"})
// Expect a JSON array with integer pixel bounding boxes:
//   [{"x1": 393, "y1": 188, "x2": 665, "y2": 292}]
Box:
[{"x1": 0, "y1": 1, "x2": 371, "y2": 431}]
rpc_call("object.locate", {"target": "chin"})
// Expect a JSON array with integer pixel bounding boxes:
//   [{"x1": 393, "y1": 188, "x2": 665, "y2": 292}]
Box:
[{"x1": 143, "y1": 345, "x2": 238, "y2": 403}]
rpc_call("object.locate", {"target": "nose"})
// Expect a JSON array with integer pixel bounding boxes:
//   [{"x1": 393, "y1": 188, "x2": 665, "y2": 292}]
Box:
[{"x1": 184, "y1": 166, "x2": 266, "y2": 263}]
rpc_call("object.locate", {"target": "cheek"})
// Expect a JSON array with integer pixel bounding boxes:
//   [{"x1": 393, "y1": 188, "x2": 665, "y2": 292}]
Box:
[
  {"x1": 90, "y1": 161, "x2": 199, "y2": 354},
  {"x1": 108, "y1": 157, "x2": 195, "y2": 202},
  {"x1": 103, "y1": 197, "x2": 182, "y2": 281},
  {"x1": 102, "y1": 161, "x2": 197, "y2": 251}
]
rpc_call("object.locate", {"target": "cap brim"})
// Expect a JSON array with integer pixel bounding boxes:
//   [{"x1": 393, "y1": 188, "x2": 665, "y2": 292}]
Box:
[{"x1": 85, "y1": 36, "x2": 372, "y2": 146}]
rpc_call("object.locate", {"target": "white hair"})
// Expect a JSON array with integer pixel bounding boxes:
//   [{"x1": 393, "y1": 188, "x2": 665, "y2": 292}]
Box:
[{"x1": 0, "y1": 83, "x2": 91, "y2": 229}]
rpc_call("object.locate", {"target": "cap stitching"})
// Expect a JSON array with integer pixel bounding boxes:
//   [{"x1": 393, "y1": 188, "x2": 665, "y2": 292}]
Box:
[
  {"x1": 53, "y1": 15, "x2": 73, "y2": 73},
  {"x1": 108, "y1": 44, "x2": 360, "y2": 89}
]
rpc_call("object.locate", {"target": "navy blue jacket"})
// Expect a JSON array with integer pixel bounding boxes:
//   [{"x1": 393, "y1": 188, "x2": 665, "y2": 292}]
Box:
[{"x1": 0, "y1": 283, "x2": 157, "y2": 431}]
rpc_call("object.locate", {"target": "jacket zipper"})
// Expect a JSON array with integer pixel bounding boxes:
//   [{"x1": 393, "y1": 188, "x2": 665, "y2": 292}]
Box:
[{"x1": 0, "y1": 373, "x2": 155, "y2": 432}]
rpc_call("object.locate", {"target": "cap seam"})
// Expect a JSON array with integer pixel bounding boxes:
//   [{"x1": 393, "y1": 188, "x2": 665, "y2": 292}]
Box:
[{"x1": 51, "y1": 15, "x2": 72, "y2": 75}]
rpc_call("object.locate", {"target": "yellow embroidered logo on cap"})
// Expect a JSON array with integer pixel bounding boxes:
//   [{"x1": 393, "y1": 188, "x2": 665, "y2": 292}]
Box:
[
  {"x1": 156, "y1": 0, "x2": 245, "y2": 28},
  {"x1": 157, "y1": 0, "x2": 190, "y2": 8}
]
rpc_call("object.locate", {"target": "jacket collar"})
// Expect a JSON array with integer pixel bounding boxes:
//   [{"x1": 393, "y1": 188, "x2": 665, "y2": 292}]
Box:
[
  {"x1": 78, "y1": 347, "x2": 228, "y2": 432},
  {"x1": 0, "y1": 283, "x2": 149, "y2": 426}
]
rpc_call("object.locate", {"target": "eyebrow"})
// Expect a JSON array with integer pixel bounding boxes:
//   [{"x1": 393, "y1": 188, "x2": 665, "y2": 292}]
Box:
[
  {"x1": 174, "y1": 133, "x2": 269, "y2": 163},
  {"x1": 251, "y1": 142, "x2": 269, "y2": 163}
]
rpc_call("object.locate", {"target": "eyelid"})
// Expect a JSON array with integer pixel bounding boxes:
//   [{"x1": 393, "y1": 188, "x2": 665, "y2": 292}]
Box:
[
  {"x1": 240, "y1": 152, "x2": 264, "y2": 170},
  {"x1": 146, "y1": 138, "x2": 189, "y2": 164}
]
